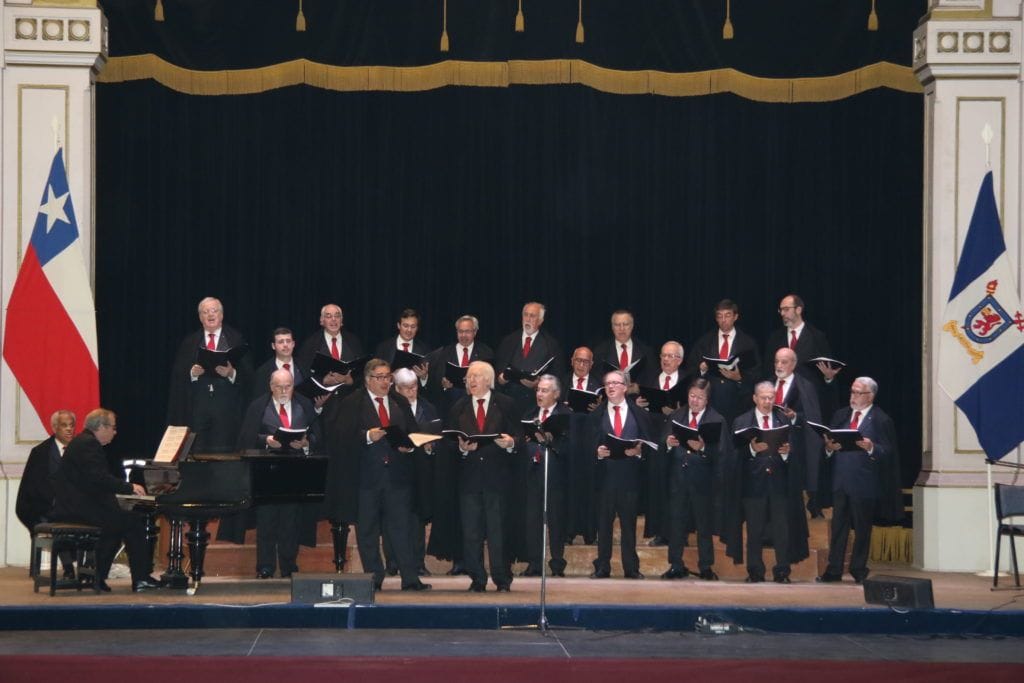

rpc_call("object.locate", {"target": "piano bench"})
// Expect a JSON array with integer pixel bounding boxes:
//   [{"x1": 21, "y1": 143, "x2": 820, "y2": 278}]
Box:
[{"x1": 31, "y1": 522, "x2": 102, "y2": 596}]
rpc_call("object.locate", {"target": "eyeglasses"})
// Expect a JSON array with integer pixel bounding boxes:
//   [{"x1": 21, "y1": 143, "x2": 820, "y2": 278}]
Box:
[
  {"x1": 604, "y1": 381, "x2": 625, "y2": 387},
  {"x1": 778, "y1": 306, "x2": 795, "y2": 313},
  {"x1": 572, "y1": 358, "x2": 593, "y2": 364},
  {"x1": 660, "y1": 353, "x2": 681, "y2": 359},
  {"x1": 369, "y1": 374, "x2": 392, "y2": 381},
  {"x1": 850, "y1": 390, "x2": 873, "y2": 395}
]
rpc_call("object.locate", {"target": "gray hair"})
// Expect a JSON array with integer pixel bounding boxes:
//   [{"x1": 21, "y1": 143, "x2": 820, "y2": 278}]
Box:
[
  {"x1": 537, "y1": 374, "x2": 561, "y2": 396},
  {"x1": 455, "y1": 315, "x2": 479, "y2": 330},
  {"x1": 754, "y1": 380, "x2": 776, "y2": 395},
  {"x1": 392, "y1": 367, "x2": 418, "y2": 387},
  {"x1": 50, "y1": 410, "x2": 75, "y2": 430},
  {"x1": 854, "y1": 376, "x2": 879, "y2": 395},
  {"x1": 84, "y1": 408, "x2": 115, "y2": 432}
]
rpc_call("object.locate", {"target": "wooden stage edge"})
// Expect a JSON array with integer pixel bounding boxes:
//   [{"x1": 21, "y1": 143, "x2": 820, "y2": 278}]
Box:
[{"x1": 2, "y1": 562, "x2": 1021, "y2": 612}]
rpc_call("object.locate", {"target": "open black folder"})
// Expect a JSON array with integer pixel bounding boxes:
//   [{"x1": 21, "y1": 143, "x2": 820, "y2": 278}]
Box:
[
  {"x1": 310, "y1": 352, "x2": 370, "y2": 379},
  {"x1": 566, "y1": 387, "x2": 603, "y2": 413},
  {"x1": 520, "y1": 412, "x2": 572, "y2": 442},
  {"x1": 295, "y1": 376, "x2": 343, "y2": 402},
  {"x1": 807, "y1": 421, "x2": 863, "y2": 451},
  {"x1": 670, "y1": 420, "x2": 722, "y2": 446},
  {"x1": 601, "y1": 433, "x2": 658, "y2": 459},
  {"x1": 391, "y1": 349, "x2": 427, "y2": 371},
  {"x1": 503, "y1": 357, "x2": 554, "y2": 382},
  {"x1": 636, "y1": 384, "x2": 687, "y2": 413},
  {"x1": 195, "y1": 344, "x2": 248, "y2": 373},
  {"x1": 444, "y1": 362, "x2": 468, "y2": 385},
  {"x1": 600, "y1": 356, "x2": 644, "y2": 378},
  {"x1": 271, "y1": 426, "x2": 307, "y2": 451},
  {"x1": 732, "y1": 424, "x2": 791, "y2": 451},
  {"x1": 806, "y1": 357, "x2": 846, "y2": 371},
  {"x1": 382, "y1": 425, "x2": 443, "y2": 449},
  {"x1": 442, "y1": 430, "x2": 502, "y2": 445}
]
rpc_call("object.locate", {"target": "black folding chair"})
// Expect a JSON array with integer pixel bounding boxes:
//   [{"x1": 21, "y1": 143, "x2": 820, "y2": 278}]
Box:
[{"x1": 993, "y1": 483, "x2": 1024, "y2": 588}]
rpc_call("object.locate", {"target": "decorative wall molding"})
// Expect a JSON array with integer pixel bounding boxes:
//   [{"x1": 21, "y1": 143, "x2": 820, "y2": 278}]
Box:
[{"x1": 4, "y1": 5, "x2": 106, "y2": 58}]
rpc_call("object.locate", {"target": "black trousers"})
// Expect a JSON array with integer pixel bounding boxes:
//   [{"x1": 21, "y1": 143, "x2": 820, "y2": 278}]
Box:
[
  {"x1": 595, "y1": 486, "x2": 639, "y2": 575},
  {"x1": 96, "y1": 511, "x2": 152, "y2": 584},
  {"x1": 826, "y1": 490, "x2": 876, "y2": 580},
  {"x1": 743, "y1": 493, "x2": 790, "y2": 579},
  {"x1": 256, "y1": 503, "x2": 300, "y2": 576},
  {"x1": 189, "y1": 386, "x2": 239, "y2": 453},
  {"x1": 666, "y1": 487, "x2": 715, "y2": 571},
  {"x1": 460, "y1": 491, "x2": 512, "y2": 588},
  {"x1": 383, "y1": 511, "x2": 427, "y2": 570},
  {"x1": 356, "y1": 483, "x2": 418, "y2": 588},
  {"x1": 524, "y1": 467, "x2": 566, "y2": 572}
]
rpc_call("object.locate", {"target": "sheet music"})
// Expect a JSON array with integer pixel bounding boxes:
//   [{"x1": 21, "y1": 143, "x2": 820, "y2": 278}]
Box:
[{"x1": 154, "y1": 425, "x2": 191, "y2": 463}]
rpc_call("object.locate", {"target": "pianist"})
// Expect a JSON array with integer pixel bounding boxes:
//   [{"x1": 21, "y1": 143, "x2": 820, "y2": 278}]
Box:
[
  {"x1": 235, "y1": 369, "x2": 322, "y2": 579},
  {"x1": 50, "y1": 408, "x2": 163, "y2": 592}
]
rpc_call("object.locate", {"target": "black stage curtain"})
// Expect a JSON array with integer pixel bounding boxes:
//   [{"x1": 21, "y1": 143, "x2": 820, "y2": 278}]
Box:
[{"x1": 95, "y1": 81, "x2": 922, "y2": 488}]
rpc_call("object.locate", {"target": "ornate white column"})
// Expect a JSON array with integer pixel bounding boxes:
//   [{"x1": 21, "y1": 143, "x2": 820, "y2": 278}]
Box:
[
  {"x1": 0, "y1": 0, "x2": 106, "y2": 566},
  {"x1": 915, "y1": 0, "x2": 1024, "y2": 571}
]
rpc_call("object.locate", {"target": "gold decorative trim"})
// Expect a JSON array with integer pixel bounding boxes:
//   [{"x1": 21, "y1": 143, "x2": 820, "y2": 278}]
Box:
[
  {"x1": 30, "y1": 0, "x2": 98, "y2": 7},
  {"x1": 97, "y1": 55, "x2": 923, "y2": 101}
]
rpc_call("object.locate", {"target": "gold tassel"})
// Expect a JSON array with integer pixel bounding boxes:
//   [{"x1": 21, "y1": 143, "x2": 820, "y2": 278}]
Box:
[
  {"x1": 722, "y1": 0, "x2": 734, "y2": 40},
  {"x1": 867, "y1": 0, "x2": 878, "y2": 31},
  {"x1": 440, "y1": 0, "x2": 450, "y2": 52},
  {"x1": 575, "y1": 0, "x2": 584, "y2": 44},
  {"x1": 155, "y1": 0, "x2": 164, "y2": 22},
  {"x1": 515, "y1": 0, "x2": 525, "y2": 32},
  {"x1": 296, "y1": 0, "x2": 306, "y2": 32}
]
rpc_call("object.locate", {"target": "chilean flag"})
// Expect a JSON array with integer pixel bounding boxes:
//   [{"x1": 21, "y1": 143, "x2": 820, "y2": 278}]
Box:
[{"x1": 3, "y1": 148, "x2": 99, "y2": 431}]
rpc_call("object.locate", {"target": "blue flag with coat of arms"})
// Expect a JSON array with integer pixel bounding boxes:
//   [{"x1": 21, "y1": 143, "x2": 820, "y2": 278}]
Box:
[{"x1": 937, "y1": 172, "x2": 1024, "y2": 460}]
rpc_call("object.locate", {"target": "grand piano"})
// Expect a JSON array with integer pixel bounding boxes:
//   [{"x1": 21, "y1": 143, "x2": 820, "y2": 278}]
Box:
[{"x1": 129, "y1": 452, "x2": 327, "y2": 594}]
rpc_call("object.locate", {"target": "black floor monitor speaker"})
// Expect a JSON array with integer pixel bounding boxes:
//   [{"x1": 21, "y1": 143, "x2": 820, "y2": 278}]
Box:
[
  {"x1": 290, "y1": 572, "x2": 376, "y2": 605},
  {"x1": 863, "y1": 574, "x2": 934, "y2": 609}
]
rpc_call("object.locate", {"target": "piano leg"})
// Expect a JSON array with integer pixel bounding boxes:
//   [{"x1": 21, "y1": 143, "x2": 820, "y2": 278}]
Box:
[
  {"x1": 160, "y1": 517, "x2": 190, "y2": 590},
  {"x1": 142, "y1": 511, "x2": 160, "y2": 574},
  {"x1": 184, "y1": 518, "x2": 211, "y2": 594},
  {"x1": 330, "y1": 521, "x2": 350, "y2": 572}
]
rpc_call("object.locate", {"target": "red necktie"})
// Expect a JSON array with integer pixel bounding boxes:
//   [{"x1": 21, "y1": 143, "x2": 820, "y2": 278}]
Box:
[
  {"x1": 278, "y1": 403, "x2": 290, "y2": 428},
  {"x1": 762, "y1": 414, "x2": 770, "y2": 429},
  {"x1": 619, "y1": 344, "x2": 628, "y2": 370},
  {"x1": 663, "y1": 375, "x2": 671, "y2": 391},
  {"x1": 206, "y1": 333, "x2": 216, "y2": 350},
  {"x1": 461, "y1": 347, "x2": 470, "y2": 367},
  {"x1": 541, "y1": 408, "x2": 550, "y2": 424},
  {"x1": 775, "y1": 379, "x2": 786, "y2": 405},
  {"x1": 689, "y1": 412, "x2": 698, "y2": 428},
  {"x1": 522, "y1": 335, "x2": 532, "y2": 358},
  {"x1": 476, "y1": 399, "x2": 486, "y2": 431},
  {"x1": 376, "y1": 397, "x2": 390, "y2": 428},
  {"x1": 613, "y1": 405, "x2": 623, "y2": 437},
  {"x1": 330, "y1": 337, "x2": 340, "y2": 360},
  {"x1": 850, "y1": 410, "x2": 861, "y2": 430},
  {"x1": 576, "y1": 377, "x2": 584, "y2": 390},
  {"x1": 402, "y1": 342, "x2": 410, "y2": 352},
  {"x1": 789, "y1": 330, "x2": 798, "y2": 350},
  {"x1": 283, "y1": 362, "x2": 291, "y2": 373},
  {"x1": 720, "y1": 333, "x2": 730, "y2": 359}
]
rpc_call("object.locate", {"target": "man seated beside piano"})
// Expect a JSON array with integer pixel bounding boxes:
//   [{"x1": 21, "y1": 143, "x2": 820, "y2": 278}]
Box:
[
  {"x1": 226, "y1": 368, "x2": 322, "y2": 579},
  {"x1": 50, "y1": 408, "x2": 164, "y2": 593}
]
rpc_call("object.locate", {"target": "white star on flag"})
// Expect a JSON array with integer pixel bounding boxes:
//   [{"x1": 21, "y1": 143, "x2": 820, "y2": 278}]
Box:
[{"x1": 39, "y1": 184, "x2": 69, "y2": 233}]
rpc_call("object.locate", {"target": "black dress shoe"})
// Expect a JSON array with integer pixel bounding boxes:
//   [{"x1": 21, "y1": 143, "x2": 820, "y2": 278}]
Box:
[
  {"x1": 589, "y1": 569, "x2": 610, "y2": 579},
  {"x1": 468, "y1": 582, "x2": 486, "y2": 593},
  {"x1": 417, "y1": 566, "x2": 432, "y2": 577},
  {"x1": 373, "y1": 579, "x2": 383, "y2": 591},
  {"x1": 447, "y1": 563, "x2": 467, "y2": 576},
  {"x1": 745, "y1": 575, "x2": 764, "y2": 583},
  {"x1": 132, "y1": 577, "x2": 163, "y2": 592},
  {"x1": 853, "y1": 574, "x2": 868, "y2": 585},
  {"x1": 95, "y1": 580, "x2": 112, "y2": 593},
  {"x1": 774, "y1": 576, "x2": 792, "y2": 584},
  {"x1": 496, "y1": 584, "x2": 511, "y2": 593},
  {"x1": 647, "y1": 536, "x2": 668, "y2": 547},
  {"x1": 256, "y1": 569, "x2": 273, "y2": 579},
  {"x1": 624, "y1": 571, "x2": 645, "y2": 580},
  {"x1": 550, "y1": 569, "x2": 565, "y2": 577},
  {"x1": 816, "y1": 573, "x2": 842, "y2": 583},
  {"x1": 698, "y1": 569, "x2": 719, "y2": 581},
  {"x1": 62, "y1": 568, "x2": 77, "y2": 581},
  {"x1": 402, "y1": 582, "x2": 432, "y2": 592},
  {"x1": 385, "y1": 565, "x2": 399, "y2": 577},
  {"x1": 519, "y1": 566, "x2": 542, "y2": 577},
  {"x1": 660, "y1": 567, "x2": 687, "y2": 580}
]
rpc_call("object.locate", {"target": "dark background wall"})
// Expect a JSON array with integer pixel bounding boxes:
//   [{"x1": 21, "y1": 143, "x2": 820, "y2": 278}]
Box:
[{"x1": 93, "y1": 1, "x2": 925, "y2": 486}]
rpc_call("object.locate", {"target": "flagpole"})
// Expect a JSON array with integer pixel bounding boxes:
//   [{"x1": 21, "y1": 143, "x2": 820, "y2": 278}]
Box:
[{"x1": 975, "y1": 460, "x2": 1001, "y2": 578}]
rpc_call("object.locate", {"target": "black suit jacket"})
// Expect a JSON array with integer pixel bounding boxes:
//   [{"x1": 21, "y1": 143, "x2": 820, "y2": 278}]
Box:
[
  {"x1": 50, "y1": 430, "x2": 132, "y2": 527},
  {"x1": 522, "y1": 403, "x2": 573, "y2": 488},
  {"x1": 424, "y1": 342, "x2": 495, "y2": 404},
  {"x1": 563, "y1": 372, "x2": 602, "y2": 393},
  {"x1": 373, "y1": 336, "x2": 434, "y2": 364},
  {"x1": 446, "y1": 392, "x2": 522, "y2": 494},
  {"x1": 296, "y1": 329, "x2": 365, "y2": 372},
  {"x1": 252, "y1": 358, "x2": 305, "y2": 401},
  {"x1": 828, "y1": 405, "x2": 896, "y2": 499},
  {"x1": 592, "y1": 337, "x2": 655, "y2": 380},
  {"x1": 765, "y1": 321, "x2": 839, "y2": 418},
  {"x1": 495, "y1": 328, "x2": 565, "y2": 380},
  {"x1": 586, "y1": 399, "x2": 656, "y2": 492},
  {"x1": 685, "y1": 327, "x2": 761, "y2": 421},
  {"x1": 662, "y1": 406, "x2": 726, "y2": 493},
  {"x1": 327, "y1": 389, "x2": 419, "y2": 523},
  {"x1": 16, "y1": 435, "x2": 61, "y2": 531},
  {"x1": 768, "y1": 372, "x2": 823, "y2": 493},
  {"x1": 167, "y1": 325, "x2": 252, "y2": 426},
  {"x1": 237, "y1": 392, "x2": 321, "y2": 452}
]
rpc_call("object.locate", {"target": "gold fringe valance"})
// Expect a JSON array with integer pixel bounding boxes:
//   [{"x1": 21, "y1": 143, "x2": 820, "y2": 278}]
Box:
[
  {"x1": 97, "y1": 55, "x2": 922, "y2": 102},
  {"x1": 870, "y1": 525, "x2": 913, "y2": 564}
]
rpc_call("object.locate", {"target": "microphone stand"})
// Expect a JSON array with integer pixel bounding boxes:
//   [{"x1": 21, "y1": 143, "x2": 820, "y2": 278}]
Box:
[{"x1": 539, "y1": 440, "x2": 550, "y2": 634}]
